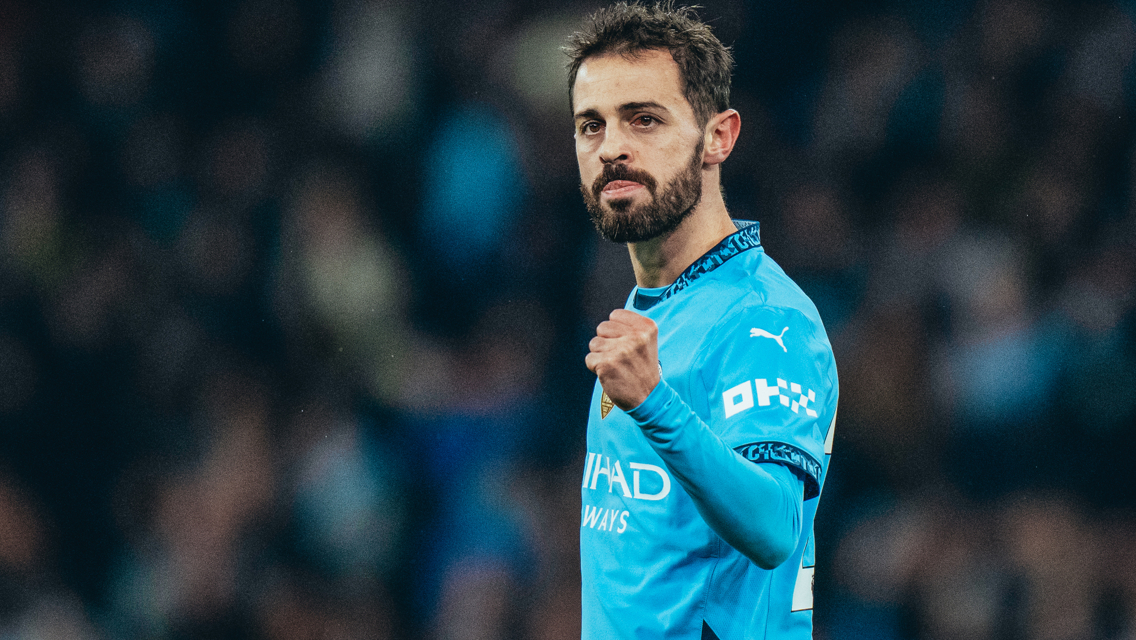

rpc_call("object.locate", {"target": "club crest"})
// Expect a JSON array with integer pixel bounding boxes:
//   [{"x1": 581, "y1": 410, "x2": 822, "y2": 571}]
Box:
[{"x1": 600, "y1": 362, "x2": 661, "y2": 419}]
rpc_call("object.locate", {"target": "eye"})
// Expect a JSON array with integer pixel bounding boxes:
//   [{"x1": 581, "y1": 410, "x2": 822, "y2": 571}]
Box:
[
  {"x1": 633, "y1": 115, "x2": 658, "y2": 128},
  {"x1": 580, "y1": 121, "x2": 603, "y2": 136}
]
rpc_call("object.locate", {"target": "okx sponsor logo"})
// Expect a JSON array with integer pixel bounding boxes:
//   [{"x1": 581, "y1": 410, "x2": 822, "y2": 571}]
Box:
[{"x1": 722, "y1": 378, "x2": 818, "y2": 419}]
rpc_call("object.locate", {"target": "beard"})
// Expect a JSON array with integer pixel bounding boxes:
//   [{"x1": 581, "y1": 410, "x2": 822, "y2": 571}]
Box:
[{"x1": 581, "y1": 140, "x2": 704, "y2": 243}]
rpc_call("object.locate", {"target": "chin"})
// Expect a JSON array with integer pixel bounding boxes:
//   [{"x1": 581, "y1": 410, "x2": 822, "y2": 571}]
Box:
[
  {"x1": 593, "y1": 214, "x2": 669, "y2": 244},
  {"x1": 602, "y1": 197, "x2": 636, "y2": 214}
]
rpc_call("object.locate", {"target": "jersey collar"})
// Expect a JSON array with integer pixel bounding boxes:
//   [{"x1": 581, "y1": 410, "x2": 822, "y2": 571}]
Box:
[{"x1": 633, "y1": 220, "x2": 762, "y2": 311}]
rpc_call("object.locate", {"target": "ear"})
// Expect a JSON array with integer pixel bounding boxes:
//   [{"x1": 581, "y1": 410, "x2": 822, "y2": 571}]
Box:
[{"x1": 702, "y1": 109, "x2": 741, "y2": 166}]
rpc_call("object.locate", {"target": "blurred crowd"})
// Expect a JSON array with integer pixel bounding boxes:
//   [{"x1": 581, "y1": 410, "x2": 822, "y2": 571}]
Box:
[{"x1": 0, "y1": 0, "x2": 1133, "y2": 638}]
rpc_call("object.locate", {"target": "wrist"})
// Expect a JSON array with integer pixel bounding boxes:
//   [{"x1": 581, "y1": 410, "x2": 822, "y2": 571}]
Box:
[{"x1": 625, "y1": 378, "x2": 672, "y2": 423}]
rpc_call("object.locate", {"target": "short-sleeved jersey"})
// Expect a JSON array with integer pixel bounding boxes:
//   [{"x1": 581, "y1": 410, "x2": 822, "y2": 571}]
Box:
[{"x1": 580, "y1": 221, "x2": 838, "y2": 640}]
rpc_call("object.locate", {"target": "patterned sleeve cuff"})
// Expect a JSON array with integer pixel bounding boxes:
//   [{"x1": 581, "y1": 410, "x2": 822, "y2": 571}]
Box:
[{"x1": 733, "y1": 442, "x2": 822, "y2": 500}]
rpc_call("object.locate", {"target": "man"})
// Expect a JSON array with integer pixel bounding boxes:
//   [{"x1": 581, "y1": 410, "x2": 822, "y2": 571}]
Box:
[{"x1": 568, "y1": 3, "x2": 838, "y2": 639}]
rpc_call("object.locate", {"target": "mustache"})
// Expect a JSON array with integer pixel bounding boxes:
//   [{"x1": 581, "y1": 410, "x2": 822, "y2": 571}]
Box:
[{"x1": 591, "y1": 163, "x2": 658, "y2": 199}]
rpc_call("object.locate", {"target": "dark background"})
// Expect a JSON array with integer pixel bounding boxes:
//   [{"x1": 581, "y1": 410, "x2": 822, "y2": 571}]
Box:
[{"x1": 0, "y1": 0, "x2": 1134, "y2": 638}]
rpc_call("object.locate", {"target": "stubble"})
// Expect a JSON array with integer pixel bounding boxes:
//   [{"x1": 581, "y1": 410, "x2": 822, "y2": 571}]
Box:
[{"x1": 581, "y1": 140, "x2": 704, "y2": 243}]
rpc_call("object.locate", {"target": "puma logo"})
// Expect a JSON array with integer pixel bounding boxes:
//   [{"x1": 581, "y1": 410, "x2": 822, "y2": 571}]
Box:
[{"x1": 750, "y1": 327, "x2": 788, "y2": 352}]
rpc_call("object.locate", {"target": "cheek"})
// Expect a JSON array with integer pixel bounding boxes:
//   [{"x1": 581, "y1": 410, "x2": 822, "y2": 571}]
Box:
[
  {"x1": 658, "y1": 141, "x2": 700, "y2": 176},
  {"x1": 576, "y1": 154, "x2": 599, "y2": 181}
]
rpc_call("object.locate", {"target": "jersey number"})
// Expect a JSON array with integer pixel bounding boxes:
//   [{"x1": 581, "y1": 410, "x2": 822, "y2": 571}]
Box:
[
  {"x1": 791, "y1": 564, "x2": 814, "y2": 612},
  {"x1": 792, "y1": 411, "x2": 835, "y2": 613}
]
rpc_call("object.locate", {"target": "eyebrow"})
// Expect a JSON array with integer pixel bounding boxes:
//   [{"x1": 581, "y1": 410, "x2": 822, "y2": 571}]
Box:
[{"x1": 574, "y1": 101, "x2": 673, "y2": 121}]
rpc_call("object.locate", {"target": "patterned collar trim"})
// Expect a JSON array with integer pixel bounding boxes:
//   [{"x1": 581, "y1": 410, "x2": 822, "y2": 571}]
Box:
[{"x1": 642, "y1": 220, "x2": 761, "y2": 307}]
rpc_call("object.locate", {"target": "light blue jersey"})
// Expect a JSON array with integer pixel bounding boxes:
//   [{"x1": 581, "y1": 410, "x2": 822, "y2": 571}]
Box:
[{"x1": 581, "y1": 221, "x2": 838, "y2": 640}]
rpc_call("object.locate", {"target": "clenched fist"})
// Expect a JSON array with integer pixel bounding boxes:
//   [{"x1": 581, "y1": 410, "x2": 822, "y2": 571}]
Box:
[{"x1": 585, "y1": 309, "x2": 661, "y2": 411}]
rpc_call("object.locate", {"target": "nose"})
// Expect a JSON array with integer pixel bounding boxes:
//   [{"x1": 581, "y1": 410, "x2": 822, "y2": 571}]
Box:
[{"x1": 598, "y1": 125, "x2": 631, "y2": 165}]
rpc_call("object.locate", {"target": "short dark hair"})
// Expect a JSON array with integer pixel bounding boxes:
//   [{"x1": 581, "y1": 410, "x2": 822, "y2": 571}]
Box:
[{"x1": 565, "y1": 2, "x2": 734, "y2": 128}]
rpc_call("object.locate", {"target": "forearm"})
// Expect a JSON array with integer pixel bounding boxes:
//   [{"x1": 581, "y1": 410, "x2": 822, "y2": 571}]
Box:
[{"x1": 626, "y1": 380, "x2": 804, "y2": 569}]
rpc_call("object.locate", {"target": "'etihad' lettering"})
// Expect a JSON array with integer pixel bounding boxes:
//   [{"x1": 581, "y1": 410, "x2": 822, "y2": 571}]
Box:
[{"x1": 583, "y1": 454, "x2": 671, "y2": 501}]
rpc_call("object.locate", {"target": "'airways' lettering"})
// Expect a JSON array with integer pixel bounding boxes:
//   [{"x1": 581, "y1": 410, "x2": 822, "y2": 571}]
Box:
[
  {"x1": 582, "y1": 452, "x2": 671, "y2": 501},
  {"x1": 581, "y1": 505, "x2": 629, "y2": 534}
]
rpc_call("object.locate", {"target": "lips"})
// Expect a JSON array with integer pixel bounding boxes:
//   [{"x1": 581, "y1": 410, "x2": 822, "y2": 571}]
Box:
[
  {"x1": 591, "y1": 165, "x2": 657, "y2": 201},
  {"x1": 602, "y1": 180, "x2": 645, "y2": 197}
]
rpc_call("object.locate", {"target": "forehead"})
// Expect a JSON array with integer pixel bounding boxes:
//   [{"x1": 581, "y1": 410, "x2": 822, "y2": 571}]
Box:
[{"x1": 573, "y1": 48, "x2": 690, "y2": 116}]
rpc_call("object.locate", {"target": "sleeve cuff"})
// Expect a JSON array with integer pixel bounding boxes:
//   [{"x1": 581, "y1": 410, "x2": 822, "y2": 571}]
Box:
[{"x1": 624, "y1": 378, "x2": 678, "y2": 426}]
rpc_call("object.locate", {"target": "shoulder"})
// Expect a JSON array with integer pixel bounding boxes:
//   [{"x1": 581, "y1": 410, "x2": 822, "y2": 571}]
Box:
[{"x1": 704, "y1": 252, "x2": 829, "y2": 347}]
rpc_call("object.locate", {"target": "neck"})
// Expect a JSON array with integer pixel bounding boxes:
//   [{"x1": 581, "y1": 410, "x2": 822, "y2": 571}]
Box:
[{"x1": 627, "y1": 174, "x2": 736, "y2": 288}]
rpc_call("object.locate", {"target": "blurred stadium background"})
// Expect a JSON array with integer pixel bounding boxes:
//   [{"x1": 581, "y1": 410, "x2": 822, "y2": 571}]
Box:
[{"x1": 1, "y1": 0, "x2": 1135, "y2": 638}]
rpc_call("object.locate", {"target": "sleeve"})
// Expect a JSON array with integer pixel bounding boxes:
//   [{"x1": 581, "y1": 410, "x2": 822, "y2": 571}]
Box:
[
  {"x1": 696, "y1": 303, "x2": 836, "y2": 500},
  {"x1": 626, "y1": 380, "x2": 805, "y2": 569}
]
